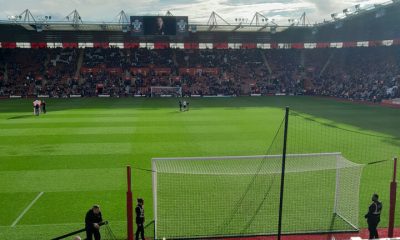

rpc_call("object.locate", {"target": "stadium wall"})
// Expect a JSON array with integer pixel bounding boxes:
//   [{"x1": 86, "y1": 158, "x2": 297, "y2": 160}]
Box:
[{"x1": 0, "y1": 39, "x2": 399, "y2": 49}]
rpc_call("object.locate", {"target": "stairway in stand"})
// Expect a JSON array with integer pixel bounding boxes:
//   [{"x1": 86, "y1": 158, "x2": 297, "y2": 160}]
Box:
[{"x1": 75, "y1": 48, "x2": 85, "y2": 83}]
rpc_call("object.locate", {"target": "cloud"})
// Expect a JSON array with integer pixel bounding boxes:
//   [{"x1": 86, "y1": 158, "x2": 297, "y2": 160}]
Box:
[
  {"x1": 146, "y1": 0, "x2": 315, "y2": 24},
  {"x1": 0, "y1": 0, "x2": 390, "y2": 24},
  {"x1": 304, "y1": 0, "x2": 387, "y2": 23}
]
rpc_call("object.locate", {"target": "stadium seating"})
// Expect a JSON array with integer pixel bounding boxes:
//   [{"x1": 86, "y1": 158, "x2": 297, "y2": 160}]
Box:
[{"x1": 0, "y1": 46, "x2": 399, "y2": 100}]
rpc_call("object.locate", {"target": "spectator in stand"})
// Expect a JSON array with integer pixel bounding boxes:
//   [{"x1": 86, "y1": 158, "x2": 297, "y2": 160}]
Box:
[{"x1": 1, "y1": 47, "x2": 400, "y2": 101}]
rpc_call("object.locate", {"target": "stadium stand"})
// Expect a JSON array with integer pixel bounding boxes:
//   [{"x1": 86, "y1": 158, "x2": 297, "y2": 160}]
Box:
[
  {"x1": 1, "y1": 0, "x2": 400, "y2": 102},
  {"x1": 0, "y1": 46, "x2": 399, "y2": 101}
]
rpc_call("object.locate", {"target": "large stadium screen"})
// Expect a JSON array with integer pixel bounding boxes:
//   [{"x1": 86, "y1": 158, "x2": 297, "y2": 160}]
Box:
[{"x1": 130, "y1": 16, "x2": 188, "y2": 36}]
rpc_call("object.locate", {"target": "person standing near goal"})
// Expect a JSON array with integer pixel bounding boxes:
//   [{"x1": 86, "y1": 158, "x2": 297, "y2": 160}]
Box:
[
  {"x1": 135, "y1": 198, "x2": 145, "y2": 240},
  {"x1": 365, "y1": 193, "x2": 382, "y2": 239},
  {"x1": 85, "y1": 205, "x2": 103, "y2": 240}
]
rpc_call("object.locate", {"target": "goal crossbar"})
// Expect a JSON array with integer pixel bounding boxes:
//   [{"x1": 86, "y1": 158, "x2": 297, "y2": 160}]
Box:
[{"x1": 152, "y1": 152, "x2": 342, "y2": 161}]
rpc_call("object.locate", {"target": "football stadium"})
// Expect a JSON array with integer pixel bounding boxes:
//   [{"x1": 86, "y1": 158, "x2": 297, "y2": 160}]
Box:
[{"x1": 0, "y1": 1, "x2": 399, "y2": 240}]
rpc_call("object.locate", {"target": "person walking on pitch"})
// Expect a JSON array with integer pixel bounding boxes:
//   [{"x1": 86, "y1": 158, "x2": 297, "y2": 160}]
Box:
[{"x1": 41, "y1": 100, "x2": 47, "y2": 114}]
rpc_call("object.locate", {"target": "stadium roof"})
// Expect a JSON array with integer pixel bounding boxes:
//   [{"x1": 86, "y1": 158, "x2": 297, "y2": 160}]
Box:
[
  {"x1": 0, "y1": 0, "x2": 399, "y2": 43},
  {"x1": 0, "y1": 0, "x2": 397, "y2": 33}
]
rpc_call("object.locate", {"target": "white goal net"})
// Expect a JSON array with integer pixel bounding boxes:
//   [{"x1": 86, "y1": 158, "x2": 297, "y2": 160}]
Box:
[
  {"x1": 152, "y1": 152, "x2": 363, "y2": 239},
  {"x1": 150, "y1": 86, "x2": 182, "y2": 97}
]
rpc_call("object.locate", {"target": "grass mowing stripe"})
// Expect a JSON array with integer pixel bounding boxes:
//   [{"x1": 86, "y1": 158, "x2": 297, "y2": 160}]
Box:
[
  {"x1": 0, "y1": 143, "x2": 131, "y2": 157},
  {"x1": 0, "y1": 141, "x2": 269, "y2": 158},
  {"x1": 0, "y1": 125, "x2": 263, "y2": 136},
  {"x1": 0, "y1": 132, "x2": 273, "y2": 146},
  {"x1": 1, "y1": 220, "x2": 127, "y2": 228},
  {"x1": 0, "y1": 116, "x2": 139, "y2": 124},
  {"x1": 0, "y1": 127, "x2": 137, "y2": 136},
  {"x1": 17, "y1": 190, "x2": 128, "y2": 225},
  {"x1": 0, "y1": 168, "x2": 126, "y2": 193},
  {"x1": 0, "y1": 193, "x2": 40, "y2": 226},
  {"x1": 11, "y1": 192, "x2": 44, "y2": 227},
  {"x1": 0, "y1": 221, "x2": 128, "y2": 240},
  {"x1": 0, "y1": 154, "x2": 137, "y2": 171}
]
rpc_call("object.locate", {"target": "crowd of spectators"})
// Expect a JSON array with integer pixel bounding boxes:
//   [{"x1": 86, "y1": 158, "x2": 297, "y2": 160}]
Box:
[
  {"x1": 312, "y1": 47, "x2": 400, "y2": 101},
  {"x1": 0, "y1": 46, "x2": 399, "y2": 101}
]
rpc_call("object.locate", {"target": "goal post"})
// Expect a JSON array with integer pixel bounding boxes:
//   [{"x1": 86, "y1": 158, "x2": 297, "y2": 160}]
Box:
[
  {"x1": 150, "y1": 86, "x2": 182, "y2": 97},
  {"x1": 333, "y1": 154, "x2": 363, "y2": 231},
  {"x1": 151, "y1": 153, "x2": 363, "y2": 239},
  {"x1": 152, "y1": 158, "x2": 158, "y2": 239}
]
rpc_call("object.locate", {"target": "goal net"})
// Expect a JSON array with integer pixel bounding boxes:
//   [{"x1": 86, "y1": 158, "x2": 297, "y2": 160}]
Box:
[
  {"x1": 152, "y1": 153, "x2": 363, "y2": 239},
  {"x1": 150, "y1": 86, "x2": 182, "y2": 97}
]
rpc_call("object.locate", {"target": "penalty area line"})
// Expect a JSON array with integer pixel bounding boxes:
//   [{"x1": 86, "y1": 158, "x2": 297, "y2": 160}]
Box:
[{"x1": 11, "y1": 192, "x2": 44, "y2": 227}]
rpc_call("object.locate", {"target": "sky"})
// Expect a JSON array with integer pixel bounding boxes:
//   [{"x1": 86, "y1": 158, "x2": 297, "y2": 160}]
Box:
[{"x1": 0, "y1": 0, "x2": 391, "y2": 25}]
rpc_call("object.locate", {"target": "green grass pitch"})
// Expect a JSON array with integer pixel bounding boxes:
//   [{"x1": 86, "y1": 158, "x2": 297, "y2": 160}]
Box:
[{"x1": 0, "y1": 96, "x2": 399, "y2": 239}]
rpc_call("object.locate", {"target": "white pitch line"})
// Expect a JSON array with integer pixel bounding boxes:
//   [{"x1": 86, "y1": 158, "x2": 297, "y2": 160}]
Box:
[{"x1": 11, "y1": 192, "x2": 44, "y2": 227}]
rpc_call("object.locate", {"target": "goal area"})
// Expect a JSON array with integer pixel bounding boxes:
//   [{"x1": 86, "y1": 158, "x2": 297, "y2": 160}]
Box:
[
  {"x1": 150, "y1": 86, "x2": 182, "y2": 97},
  {"x1": 152, "y1": 153, "x2": 363, "y2": 239}
]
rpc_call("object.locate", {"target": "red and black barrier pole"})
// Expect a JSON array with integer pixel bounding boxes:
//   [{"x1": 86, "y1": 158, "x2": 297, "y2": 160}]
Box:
[
  {"x1": 388, "y1": 157, "x2": 397, "y2": 238},
  {"x1": 127, "y1": 166, "x2": 134, "y2": 240}
]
